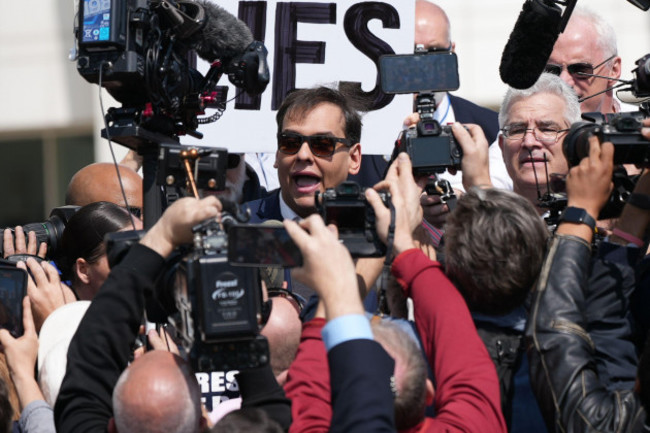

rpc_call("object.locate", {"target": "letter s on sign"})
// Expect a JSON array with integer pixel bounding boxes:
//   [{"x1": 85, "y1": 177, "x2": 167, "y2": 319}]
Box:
[{"x1": 340, "y1": 2, "x2": 400, "y2": 111}]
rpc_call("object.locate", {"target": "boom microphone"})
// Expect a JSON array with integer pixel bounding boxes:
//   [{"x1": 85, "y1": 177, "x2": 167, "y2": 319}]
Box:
[
  {"x1": 499, "y1": 0, "x2": 565, "y2": 89},
  {"x1": 191, "y1": 0, "x2": 254, "y2": 62}
]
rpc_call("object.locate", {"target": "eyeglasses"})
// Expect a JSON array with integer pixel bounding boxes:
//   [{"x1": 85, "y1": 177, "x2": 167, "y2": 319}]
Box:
[
  {"x1": 414, "y1": 43, "x2": 453, "y2": 53},
  {"x1": 267, "y1": 287, "x2": 306, "y2": 316},
  {"x1": 544, "y1": 54, "x2": 616, "y2": 80},
  {"x1": 501, "y1": 125, "x2": 569, "y2": 144},
  {"x1": 277, "y1": 132, "x2": 351, "y2": 158},
  {"x1": 261, "y1": 288, "x2": 306, "y2": 325}
]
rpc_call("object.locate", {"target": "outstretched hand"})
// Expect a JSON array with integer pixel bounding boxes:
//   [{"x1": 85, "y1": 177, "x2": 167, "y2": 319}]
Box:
[
  {"x1": 0, "y1": 297, "x2": 44, "y2": 409},
  {"x1": 141, "y1": 196, "x2": 222, "y2": 258},
  {"x1": 17, "y1": 258, "x2": 76, "y2": 333},
  {"x1": 366, "y1": 153, "x2": 424, "y2": 255},
  {"x1": 3, "y1": 227, "x2": 47, "y2": 259}
]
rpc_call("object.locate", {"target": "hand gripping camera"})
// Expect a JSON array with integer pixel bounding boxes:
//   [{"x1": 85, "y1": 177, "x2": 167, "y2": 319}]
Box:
[
  {"x1": 379, "y1": 49, "x2": 463, "y2": 175},
  {"x1": 315, "y1": 181, "x2": 390, "y2": 258}
]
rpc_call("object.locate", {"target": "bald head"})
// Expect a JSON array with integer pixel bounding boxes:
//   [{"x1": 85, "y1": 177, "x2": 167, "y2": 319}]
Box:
[
  {"x1": 415, "y1": 0, "x2": 452, "y2": 50},
  {"x1": 260, "y1": 297, "x2": 302, "y2": 378},
  {"x1": 112, "y1": 351, "x2": 201, "y2": 433},
  {"x1": 66, "y1": 163, "x2": 143, "y2": 211}
]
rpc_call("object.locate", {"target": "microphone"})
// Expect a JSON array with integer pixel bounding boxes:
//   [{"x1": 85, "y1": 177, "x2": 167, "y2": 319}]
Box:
[
  {"x1": 499, "y1": 0, "x2": 564, "y2": 89},
  {"x1": 191, "y1": 0, "x2": 254, "y2": 62}
]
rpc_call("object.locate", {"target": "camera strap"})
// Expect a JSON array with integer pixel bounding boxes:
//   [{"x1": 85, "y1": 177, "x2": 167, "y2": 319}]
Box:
[{"x1": 377, "y1": 202, "x2": 397, "y2": 315}]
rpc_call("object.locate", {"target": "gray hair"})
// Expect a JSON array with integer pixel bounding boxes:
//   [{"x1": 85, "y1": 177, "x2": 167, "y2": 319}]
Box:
[
  {"x1": 498, "y1": 73, "x2": 581, "y2": 129},
  {"x1": 372, "y1": 320, "x2": 428, "y2": 430}
]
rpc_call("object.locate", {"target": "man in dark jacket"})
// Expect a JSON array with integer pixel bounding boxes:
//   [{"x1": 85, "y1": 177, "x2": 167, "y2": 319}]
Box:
[{"x1": 527, "y1": 132, "x2": 649, "y2": 432}]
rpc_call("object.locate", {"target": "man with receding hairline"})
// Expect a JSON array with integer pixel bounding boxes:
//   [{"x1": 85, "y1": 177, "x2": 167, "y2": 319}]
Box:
[
  {"x1": 111, "y1": 351, "x2": 202, "y2": 433},
  {"x1": 65, "y1": 163, "x2": 143, "y2": 214}
]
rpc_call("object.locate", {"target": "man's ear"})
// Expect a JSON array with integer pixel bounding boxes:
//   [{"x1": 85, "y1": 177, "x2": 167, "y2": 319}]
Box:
[
  {"x1": 498, "y1": 134, "x2": 505, "y2": 156},
  {"x1": 273, "y1": 150, "x2": 279, "y2": 169},
  {"x1": 108, "y1": 417, "x2": 118, "y2": 433},
  {"x1": 425, "y1": 378, "x2": 435, "y2": 406},
  {"x1": 75, "y1": 258, "x2": 91, "y2": 285},
  {"x1": 609, "y1": 56, "x2": 622, "y2": 83},
  {"x1": 348, "y1": 143, "x2": 362, "y2": 175}
]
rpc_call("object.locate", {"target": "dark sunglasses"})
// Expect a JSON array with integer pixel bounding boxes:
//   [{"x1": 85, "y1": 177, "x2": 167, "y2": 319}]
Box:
[
  {"x1": 544, "y1": 54, "x2": 616, "y2": 79},
  {"x1": 261, "y1": 288, "x2": 306, "y2": 325},
  {"x1": 277, "y1": 132, "x2": 351, "y2": 158},
  {"x1": 126, "y1": 206, "x2": 142, "y2": 219}
]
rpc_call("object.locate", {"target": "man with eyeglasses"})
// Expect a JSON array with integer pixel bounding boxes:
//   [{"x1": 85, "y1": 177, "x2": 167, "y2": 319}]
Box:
[
  {"x1": 498, "y1": 73, "x2": 581, "y2": 212},
  {"x1": 545, "y1": 7, "x2": 623, "y2": 114},
  {"x1": 245, "y1": 86, "x2": 362, "y2": 222}
]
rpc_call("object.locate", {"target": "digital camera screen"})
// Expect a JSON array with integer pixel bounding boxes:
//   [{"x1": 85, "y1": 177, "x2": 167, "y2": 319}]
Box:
[
  {"x1": 325, "y1": 205, "x2": 366, "y2": 232},
  {"x1": 0, "y1": 266, "x2": 27, "y2": 337},
  {"x1": 380, "y1": 52, "x2": 460, "y2": 94},
  {"x1": 82, "y1": 0, "x2": 112, "y2": 43},
  {"x1": 228, "y1": 226, "x2": 303, "y2": 268}
]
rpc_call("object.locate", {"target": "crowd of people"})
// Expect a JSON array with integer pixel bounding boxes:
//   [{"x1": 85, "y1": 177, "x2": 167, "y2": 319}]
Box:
[{"x1": 0, "y1": 1, "x2": 648, "y2": 432}]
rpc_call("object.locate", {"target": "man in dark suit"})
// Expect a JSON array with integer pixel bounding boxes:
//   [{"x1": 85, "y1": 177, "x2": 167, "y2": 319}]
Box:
[{"x1": 245, "y1": 86, "x2": 362, "y2": 223}]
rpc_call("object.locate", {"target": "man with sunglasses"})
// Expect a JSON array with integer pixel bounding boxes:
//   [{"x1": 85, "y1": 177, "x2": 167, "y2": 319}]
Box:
[
  {"x1": 245, "y1": 86, "x2": 362, "y2": 222},
  {"x1": 545, "y1": 7, "x2": 623, "y2": 114}
]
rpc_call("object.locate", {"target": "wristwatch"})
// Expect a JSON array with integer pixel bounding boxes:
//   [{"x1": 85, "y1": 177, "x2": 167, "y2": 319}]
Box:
[{"x1": 559, "y1": 207, "x2": 596, "y2": 231}]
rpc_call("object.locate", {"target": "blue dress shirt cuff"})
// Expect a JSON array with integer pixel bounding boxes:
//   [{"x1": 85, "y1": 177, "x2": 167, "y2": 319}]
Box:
[{"x1": 322, "y1": 314, "x2": 373, "y2": 352}]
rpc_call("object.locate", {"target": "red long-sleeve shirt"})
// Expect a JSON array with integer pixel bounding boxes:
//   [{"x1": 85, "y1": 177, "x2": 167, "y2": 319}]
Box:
[{"x1": 284, "y1": 248, "x2": 506, "y2": 433}]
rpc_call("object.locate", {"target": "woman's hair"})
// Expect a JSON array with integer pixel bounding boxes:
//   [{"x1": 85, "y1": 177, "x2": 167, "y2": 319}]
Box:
[{"x1": 56, "y1": 201, "x2": 133, "y2": 282}]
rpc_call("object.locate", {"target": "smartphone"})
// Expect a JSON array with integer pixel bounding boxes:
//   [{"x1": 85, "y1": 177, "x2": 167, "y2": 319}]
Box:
[
  {"x1": 0, "y1": 265, "x2": 27, "y2": 337},
  {"x1": 380, "y1": 51, "x2": 460, "y2": 94},
  {"x1": 227, "y1": 225, "x2": 303, "y2": 268}
]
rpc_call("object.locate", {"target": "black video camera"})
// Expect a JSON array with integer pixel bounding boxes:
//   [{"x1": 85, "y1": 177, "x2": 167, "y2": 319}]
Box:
[
  {"x1": 0, "y1": 206, "x2": 80, "y2": 261},
  {"x1": 75, "y1": 0, "x2": 269, "y2": 146},
  {"x1": 564, "y1": 111, "x2": 649, "y2": 167},
  {"x1": 380, "y1": 50, "x2": 462, "y2": 175},
  {"x1": 315, "y1": 181, "x2": 390, "y2": 258}
]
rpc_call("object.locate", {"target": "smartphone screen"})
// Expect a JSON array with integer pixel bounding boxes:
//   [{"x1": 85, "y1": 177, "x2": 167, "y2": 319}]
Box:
[
  {"x1": 228, "y1": 225, "x2": 303, "y2": 268},
  {"x1": 380, "y1": 52, "x2": 460, "y2": 94},
  {"x1": 0, "y1": 266, "x2": 27, "y2": 337}
]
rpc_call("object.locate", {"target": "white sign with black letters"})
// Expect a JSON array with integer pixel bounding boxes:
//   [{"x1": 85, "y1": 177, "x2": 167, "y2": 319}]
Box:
[{"x1": 184, "y1": 0, "x2": 415, "y2": 155}]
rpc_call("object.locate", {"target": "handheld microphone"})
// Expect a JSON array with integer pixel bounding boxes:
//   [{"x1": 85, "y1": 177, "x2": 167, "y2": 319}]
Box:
[
  {"x1": 499, "y1": 0, "x2": 564, "y2": 89},
  {"x1": 191, "y1": 0, "x2": 254, "y2": 62}
]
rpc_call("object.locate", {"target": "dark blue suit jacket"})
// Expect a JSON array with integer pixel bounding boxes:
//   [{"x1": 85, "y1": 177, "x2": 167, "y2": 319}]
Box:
[
  {"x1": 328, "y1": 339, "x2": 397, "y2": 433},
  {"x1": 244, "y1": 189, "x2": 283, "y2": 223},
  {"x1": 348, "y1": 94, "x2": 499, "y2": 188}
]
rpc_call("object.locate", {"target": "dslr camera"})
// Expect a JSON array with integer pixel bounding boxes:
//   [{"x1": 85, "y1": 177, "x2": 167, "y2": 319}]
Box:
[
  {"x1": 564, "y1": 111, "x2": 649, "y2": 167},
  {"x1": 380, "y1": 48, "x2": 462, "y2": 175},
  {"x1": 315, "y1": 181, "x2": 390, "y2": 258}
]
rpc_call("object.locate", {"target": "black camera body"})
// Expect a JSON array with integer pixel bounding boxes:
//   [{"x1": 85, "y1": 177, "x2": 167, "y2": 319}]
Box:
[
  {"x1": 168, "y1": 218, "x2": 267, "y2": 372},
  {"x1": 564, "y1": 111, "x2": 649, "y2": 167},
  {"x1": 315, "y1": 181, "x2": 390, "y2": 258},
  {"x1": 75, "y1": 0, "x2": 269, "y2": 145},
  {"x1": 379, "y1": 50, "x2": 462, "y2": 175},
  {"x1": 397, "y1": 97, "x2": 463, "y2": 175}
]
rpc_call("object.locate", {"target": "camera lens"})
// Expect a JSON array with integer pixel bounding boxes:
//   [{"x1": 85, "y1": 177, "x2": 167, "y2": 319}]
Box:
[{"x1": 563, "y1": 122, "x2": 600, "y2": 167}]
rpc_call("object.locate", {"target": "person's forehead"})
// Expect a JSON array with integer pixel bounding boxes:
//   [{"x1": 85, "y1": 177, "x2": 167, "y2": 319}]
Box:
[
  {"x1": 549, "y1": 19, "x2": 601, "y2": 63},
  {"x1": 415, "y1": 6, "x2": 449, "y2": 47},
  {"x1": 282, "y1": 102, "x2": 346, "y2": 134},
  {"x1": 507, "y1": 93, "x2": 567, "y2": 124}
]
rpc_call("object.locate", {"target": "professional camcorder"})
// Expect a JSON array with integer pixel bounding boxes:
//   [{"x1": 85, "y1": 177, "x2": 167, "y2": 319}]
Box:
[
  {"x1": 0, "y1": 206, "x2": 80, "y2": 260},
  {"x1": 75, "y1": 0, "x2": 269, "y2": 147},
  {"x1": 379, "y1": 49, "x2": 462, "y2": 175},
  {"x1": 316, "y1": 181, "x2": 391, "y2": 258}
]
